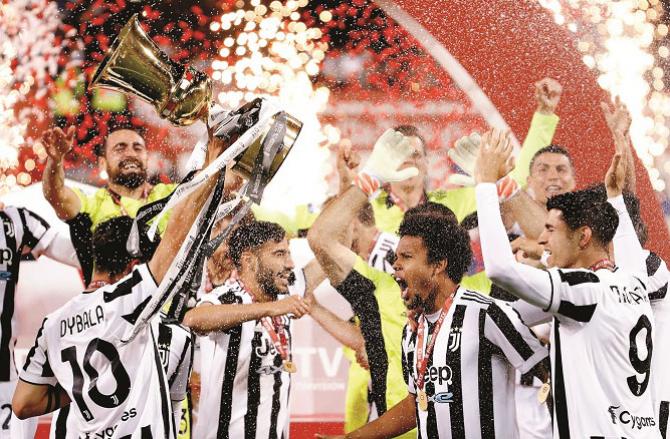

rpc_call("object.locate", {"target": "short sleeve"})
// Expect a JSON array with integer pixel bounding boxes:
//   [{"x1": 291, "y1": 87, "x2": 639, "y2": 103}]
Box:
[
  {"x1": 196, "y1": 292, "x2": 223, "y2": 307},
  {"x1": 72, "y1": 188, "x2": 93, "y2": 216},
  {"x1": 100, "y1": 264, "x2": 159, "y2": 336},
  {"x1": 20, "y1": 318, "x2": 58, "y2": 386},
  {"x1": 15, "y1": 208, "x2": 53, "y2": 258},
  {"x1": 484, "y1": 302, "x2": 548, "y2": 374},
  {"x1": 546, "y1": 268, "x2": 606, "y2": 323}
]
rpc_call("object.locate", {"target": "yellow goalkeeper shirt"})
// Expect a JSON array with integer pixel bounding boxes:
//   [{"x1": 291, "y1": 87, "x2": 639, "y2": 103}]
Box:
[{"x1": 337, "y1": 256, "x2": 415, "y2": 439}]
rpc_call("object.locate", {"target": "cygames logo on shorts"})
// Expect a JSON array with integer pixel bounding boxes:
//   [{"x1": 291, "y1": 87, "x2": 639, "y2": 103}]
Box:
[{"x1": 608, "y1": 405, "x2": 656, "y2": 429}]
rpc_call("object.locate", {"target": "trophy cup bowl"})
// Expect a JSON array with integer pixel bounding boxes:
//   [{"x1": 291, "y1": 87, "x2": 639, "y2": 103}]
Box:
[{"x1": 90, "y1": 14, "x2": 301, "y2": 182}]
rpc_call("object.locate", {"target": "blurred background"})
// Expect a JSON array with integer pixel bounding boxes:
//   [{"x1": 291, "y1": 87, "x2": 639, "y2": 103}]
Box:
[{"x1": 4, "y1": 0, "x2": 670, "y2": 436}]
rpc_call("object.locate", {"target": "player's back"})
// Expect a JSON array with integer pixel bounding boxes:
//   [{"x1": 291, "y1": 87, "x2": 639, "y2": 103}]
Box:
[
  {"x1": 549, "y1": 267, "x2": 659, "y2": 438},
  {"x1": 22, "y1": 265, "x2": 174, "y2": 439}
]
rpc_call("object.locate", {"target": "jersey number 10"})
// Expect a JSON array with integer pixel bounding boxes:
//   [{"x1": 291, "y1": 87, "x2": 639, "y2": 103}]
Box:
[{"x1": 61, "y1": 338, "x2": 131, "y2": 421}]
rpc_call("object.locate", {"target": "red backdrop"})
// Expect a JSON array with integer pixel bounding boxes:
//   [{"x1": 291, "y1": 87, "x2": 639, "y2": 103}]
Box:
[{"x1": 390, "y1": 0, "x2": 670, "y2": 261}]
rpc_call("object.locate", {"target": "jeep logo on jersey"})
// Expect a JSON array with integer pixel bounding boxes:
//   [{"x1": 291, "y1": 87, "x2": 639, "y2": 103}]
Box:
[
  {"x1": 255, "y1": 338, "x2": 278, "y2": 357},
  {"x1": 431, "y1": 392, "x2": 454, "y2": 404},
  {"x1": 423, "y1": 365, "x2": 453, "y2": 386},
  {"x1": 0, "y1": 248, "x2": 13, "y2": 265},
  {"x1": 447, "y1": 326, "x2": 462, "y2": 352},
  {"x1": 607, "y1": 405, "x2": 656, "y2": 429}
]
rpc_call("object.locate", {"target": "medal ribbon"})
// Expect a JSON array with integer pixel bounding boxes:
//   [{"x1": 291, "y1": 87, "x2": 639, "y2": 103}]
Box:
[{"x1": 415, "y1": 291, "x2": 456, "y2": 391}]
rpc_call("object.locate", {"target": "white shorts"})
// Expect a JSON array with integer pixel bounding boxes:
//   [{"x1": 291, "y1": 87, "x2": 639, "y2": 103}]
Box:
[{"x1": 0, "y1": 380, "x2": 38, "y2": 439}]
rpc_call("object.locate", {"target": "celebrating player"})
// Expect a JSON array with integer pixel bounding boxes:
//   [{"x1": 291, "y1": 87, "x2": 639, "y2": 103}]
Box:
[
  {"x1": 183, "y1": 220, "x2": 320, "y2": 439},
  {"x1": 47, "y1": 216, "x2": 193, "y2": 437},
  {"x1": 318, "y1": 132, "x2": 548, "y2": 439},
  {"x1": 12, "y1": 128, "x2": 230, "y2": 438},
  {"x1": 601, "y1": 98, "x2": 670, "y2": 438},
  {"x1": 475, "y1": 128, "x2": 659, "y2": 438}
]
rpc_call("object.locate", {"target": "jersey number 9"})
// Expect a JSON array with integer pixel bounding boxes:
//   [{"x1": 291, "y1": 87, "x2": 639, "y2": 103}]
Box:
[{"x1": 627, "y1": 315, "x2": 653, "y2": 397}]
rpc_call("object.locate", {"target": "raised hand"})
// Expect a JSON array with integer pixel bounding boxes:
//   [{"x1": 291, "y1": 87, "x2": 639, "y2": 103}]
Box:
[
  {"x1": 41, "y1": 126, "x2": 75, "y2": 163},
  {"x1": 336, "y1": 141, "x2": 360, "y2": 192},
  {"x1": 601, "y1": 97, "x2": 632, "y2": 138},
  {"x1": 474, "y1": 129, "x2": 515, "y2": 185},
  {"x1": 604, "y1": 128, "x2": 627, "y2": 198},
  {"x1": 447, "y1": 131, "x2": 481, "y2": 187},
  {"x1": 270, "y1": 295, "x2": 311, "y2": 319},
  {"x1": 601, "y1": 97, "x2": 632, "y2": 137},
  {"x1": 535, "y1": 78, "x2": 562, "y2": 115},
  {"x1": 360, "y1": 129, "x2": 418, "y2": 183}
]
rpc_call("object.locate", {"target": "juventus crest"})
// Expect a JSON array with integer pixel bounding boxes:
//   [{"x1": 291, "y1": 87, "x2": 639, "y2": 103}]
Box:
[{"x1": 447, "y1": 326, "x2": 462, "y2": 352}]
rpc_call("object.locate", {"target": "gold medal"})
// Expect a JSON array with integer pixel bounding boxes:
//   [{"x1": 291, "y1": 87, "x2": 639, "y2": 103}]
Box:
[
  {"x1": 283, "y1": 360, "x2": 297, "y2": 374},
  {"x1": 417, "y1": 389, "x2": 429, "y2": 411},
  {"x1": 538, "y1": 382, "x2": 551, "y2": 404}
]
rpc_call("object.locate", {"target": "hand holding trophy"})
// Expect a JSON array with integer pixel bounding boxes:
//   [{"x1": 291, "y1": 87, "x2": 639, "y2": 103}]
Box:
[
  {"x1": 91, "y1": 15, "x2": 303, "y2": 330},
  {"x1": 90, "y1": 14, "x2": 302, "y2": 184}
]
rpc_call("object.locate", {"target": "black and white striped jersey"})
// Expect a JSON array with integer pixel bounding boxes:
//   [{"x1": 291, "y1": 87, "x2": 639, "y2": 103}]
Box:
[
  {"x1": 544, "y1": 266, "x2": 658, "y2": 439},
  {"x1": 49, "y1": 318, "x2": 193, "y2": 438},
  {"x1": 0, "y1": 207, "x2": 63, "y2": 382},
  {"x1": 367, "y1": 232, "x2": 398, "y2": 275},
  {"x1": 194, "y1": 278, "x2": 295, "y2": 439},
  {"x1": 643, "y1": 251, "x2": 670, "y2": 437},
  {"x1": 401, "y1": 287, "x2": 548, "y2": 439},
  {"x1": 21, "y1": 264, "x2": 176, "y2": 439}
]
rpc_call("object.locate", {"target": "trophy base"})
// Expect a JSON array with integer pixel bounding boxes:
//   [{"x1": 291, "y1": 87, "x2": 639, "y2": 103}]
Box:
[{"x1": 231, "y1": 111, "x2": 302, "y2": 182}]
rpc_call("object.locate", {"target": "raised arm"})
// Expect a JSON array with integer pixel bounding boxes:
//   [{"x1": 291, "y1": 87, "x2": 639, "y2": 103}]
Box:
[
  {"x1": 148, "y1": 133, "x2": 229, "y2": 284},
  {"x1": 503, "y1": 78, "x2": 562, "y2": 237},
  {"x1": 475, "y1": 130, "x2": 555, "y2": 309},
  {"x1": 308, "y1": 186, "x2": 366, "y2": 286},
  {"x1": 509, "y1": 77, "x2": 562, "y2": 184},
  {"x1": 308, "y1": 129, "x2": 417, "y2": 286},
  {"x1": 41, "y1": 127, "x2": 81, "y2": 220},
  {"x1": 601, "y1": 97, "x2": 635, "y2": 193},
  {"x1": 602, "y1": 101, "x2": 647, "y2": 275}
]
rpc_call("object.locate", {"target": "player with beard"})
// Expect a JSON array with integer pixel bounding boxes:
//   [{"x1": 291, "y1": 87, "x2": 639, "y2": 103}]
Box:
[
  {"x1": 475, "y1": 129, "x2": 658, "y2": 438},
  {"x1": 12, "y1": 127, "x2": 230, "y2": 439},
  {"x1": 41, "y1": 124, "x2": 176, "y2": 283},
  {"x1": 183, "y1": 220, "x2": 321, "y2": 439}
]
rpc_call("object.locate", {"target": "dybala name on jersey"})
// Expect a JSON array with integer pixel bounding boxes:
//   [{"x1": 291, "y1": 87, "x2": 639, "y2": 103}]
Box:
[{"x1": 60, "y1": 305, "x2": 105, "y2": 337}]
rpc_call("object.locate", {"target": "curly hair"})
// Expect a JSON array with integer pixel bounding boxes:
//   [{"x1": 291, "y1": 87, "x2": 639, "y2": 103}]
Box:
[
  {"x1": 228, "y1": 220, "x2": 286, "y2": 268},
  {"x1": 398, "y1": 214, "x2": 472, "y2": 283}
]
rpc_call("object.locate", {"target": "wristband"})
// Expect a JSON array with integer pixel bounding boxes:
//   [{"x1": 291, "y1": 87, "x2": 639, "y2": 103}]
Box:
[
  {"x1": 496, "y1": 176, "x2": 520, "y2": 201},
  {"x1": 353, "y1": 172, "x2": 381, "y2": 197}
]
